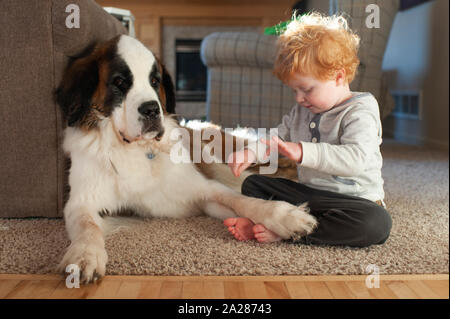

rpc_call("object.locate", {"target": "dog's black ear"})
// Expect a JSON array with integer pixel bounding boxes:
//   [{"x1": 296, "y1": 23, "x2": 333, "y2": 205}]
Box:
[
  {"x1": 56, "y1": 51, "x2": 99, "y2": 127},
  {"x1": 160, "y1": 65, "x2": 176, "y2": 114}
]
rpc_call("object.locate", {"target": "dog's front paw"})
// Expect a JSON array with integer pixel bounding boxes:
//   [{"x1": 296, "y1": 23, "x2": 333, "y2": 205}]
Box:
[
  {"x1": 57, "y1": 240, "x2": 108, "y2": 284},
  {"x1": 261, "y1": 201, "x2": 318, "y2": 239}
]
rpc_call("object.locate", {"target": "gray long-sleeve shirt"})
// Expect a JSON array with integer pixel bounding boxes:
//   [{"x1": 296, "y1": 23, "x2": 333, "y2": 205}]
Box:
[{"x1": 249, "y1": 92, "x2": 385, "y2": 203}]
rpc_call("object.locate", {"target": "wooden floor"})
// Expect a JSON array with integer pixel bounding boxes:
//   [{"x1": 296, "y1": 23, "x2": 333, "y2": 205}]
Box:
[{"x1": 0, "y1": 274, "x2": 448, "y2": 299}]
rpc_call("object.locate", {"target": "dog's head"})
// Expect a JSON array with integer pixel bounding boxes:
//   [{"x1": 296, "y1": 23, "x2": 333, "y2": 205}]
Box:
[{"x1": 56, "y1": 35, "x2": 175, "y2": 143}]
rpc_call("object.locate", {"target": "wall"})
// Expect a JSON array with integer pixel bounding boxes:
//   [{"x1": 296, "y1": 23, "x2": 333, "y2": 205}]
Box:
[
  {"x1": 382, "y1": 0, "x2": 449, "y2": 150},
  {"x1": 163, "y1": 25, "x2": 260, "y2": 119},
  {"x1": 305, "y1": 0, "x2": 330, "y2": 14},
  {"x1": 97, "y1": 0, "x2": 297, "y2": 58},
  {"x1": 97, "y1": 0, "x2": 297, "y2": 119},
  {"x1": 310, "y1": 0, "x2": 449, "y2": 150}
]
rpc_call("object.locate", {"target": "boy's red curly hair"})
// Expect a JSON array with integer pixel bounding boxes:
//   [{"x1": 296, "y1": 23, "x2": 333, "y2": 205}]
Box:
[{"x1": 273, "y1": 13, "x2": 360, "y2": 84}]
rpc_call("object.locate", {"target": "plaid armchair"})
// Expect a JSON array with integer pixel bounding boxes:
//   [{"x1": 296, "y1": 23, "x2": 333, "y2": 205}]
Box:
[
  {"x1": 201, "y1": 0, "x2": 399, "y2": 128},
  {"x1": 201, "y1": 32, "x2": 293, "y2": 129}
]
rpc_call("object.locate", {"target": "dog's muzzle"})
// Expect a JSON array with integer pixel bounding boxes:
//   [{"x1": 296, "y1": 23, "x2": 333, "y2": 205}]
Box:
[
  {"x1": 138, "y1": 100, "x2": 164, "y2": 142},
  {"x1": 138, "y1": 101, "x2": 160, "y2": 120}
]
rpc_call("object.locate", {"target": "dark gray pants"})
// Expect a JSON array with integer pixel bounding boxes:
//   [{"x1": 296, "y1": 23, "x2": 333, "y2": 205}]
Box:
[{"x1": 242, "y1": 175, "x2": 392, "y2": 247}]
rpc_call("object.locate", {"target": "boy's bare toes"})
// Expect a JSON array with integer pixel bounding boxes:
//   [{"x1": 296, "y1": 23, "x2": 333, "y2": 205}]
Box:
[
  {"x1": 253, "y1": 223, "x2": 282, "y2": 243},
  {"x1": 224, "y1": 217, "x2": 256, "y2": 241},
  {"x1": 253, "y1": 224, "x2": 266, "y2": 234},
  {"x1": 224, "y1": 218, "x2": 238, "y2": 227}
]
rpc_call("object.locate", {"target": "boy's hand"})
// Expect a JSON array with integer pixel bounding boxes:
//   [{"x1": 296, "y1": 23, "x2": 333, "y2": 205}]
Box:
[
  {"x1": 227, "y1": 149, "x2": 257, "y2": 177},
  {"x1": 261, "y1": 136, "x2": 303, "y2": 163}
]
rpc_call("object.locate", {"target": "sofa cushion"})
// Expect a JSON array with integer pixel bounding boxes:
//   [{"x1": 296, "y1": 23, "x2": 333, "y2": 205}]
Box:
[
  {"x1": 0, "y1": 0, "x2": 126, "y2": 217},
  {"x1": 0, "y1": 0, "x2": 59, "y2": 217},
  {"x1": 52, "y1": 0, "x2": 127, "y2": 57}
]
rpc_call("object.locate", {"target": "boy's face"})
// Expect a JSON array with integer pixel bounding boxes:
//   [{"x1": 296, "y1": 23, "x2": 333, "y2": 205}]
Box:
[{"x1": 285, "y1": 73, "x2": 348, "y2": 114}]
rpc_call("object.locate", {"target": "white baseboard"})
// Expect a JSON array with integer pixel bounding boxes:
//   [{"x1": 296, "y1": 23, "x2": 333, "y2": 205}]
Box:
[{"x1": 383, "y1": 128, "x2": 449, "y2": 151}]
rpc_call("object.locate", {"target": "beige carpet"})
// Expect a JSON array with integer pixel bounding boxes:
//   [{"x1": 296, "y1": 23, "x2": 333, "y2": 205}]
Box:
[{"x1": 0, "y1": 140, "x2": 448, "y2": 275}]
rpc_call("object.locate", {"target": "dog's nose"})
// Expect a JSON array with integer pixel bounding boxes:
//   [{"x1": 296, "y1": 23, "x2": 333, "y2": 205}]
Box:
[{"x1": 138, "y1": 101, "x2": 160, "y2": 119}]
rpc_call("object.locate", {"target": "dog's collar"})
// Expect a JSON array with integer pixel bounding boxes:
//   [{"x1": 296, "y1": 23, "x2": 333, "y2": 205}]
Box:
[{"x1": 146, "y1": 152, "x2": 155, "y2": 160}]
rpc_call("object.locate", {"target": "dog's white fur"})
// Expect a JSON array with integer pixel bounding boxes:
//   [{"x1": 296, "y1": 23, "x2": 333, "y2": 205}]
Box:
[{"x1": 58, "y1": 35, "x2": 317, "y2": 283}]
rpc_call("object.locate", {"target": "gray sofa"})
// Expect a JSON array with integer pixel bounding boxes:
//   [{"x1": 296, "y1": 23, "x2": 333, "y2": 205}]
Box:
[
  {"x1": 201, "y1": 0, "x2": 399, "y2": 129},
  {"x1": 0, "y1": 0, "x2": 127, "y2": 217}
]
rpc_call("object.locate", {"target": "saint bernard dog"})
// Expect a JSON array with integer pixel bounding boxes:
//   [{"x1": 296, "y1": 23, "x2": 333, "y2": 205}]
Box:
[{"x1": 56, "y1": 34, "x2": 317, "y2": 283}]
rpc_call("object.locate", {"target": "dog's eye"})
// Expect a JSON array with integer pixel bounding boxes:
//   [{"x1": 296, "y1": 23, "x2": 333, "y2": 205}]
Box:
[
  {"x1": 113, "y1": 76, "x2": 123, "y2": 87},
  {"x1": 150, "y1": 75, "x2": 160, "y2": 87},
  {"x1": 113, "y1": 76, "x2": 128, "y2": 92}
]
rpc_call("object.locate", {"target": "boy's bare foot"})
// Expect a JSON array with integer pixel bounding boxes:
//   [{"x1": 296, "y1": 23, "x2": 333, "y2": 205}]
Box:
[
  {"x1": 253, "y1": 224, "x2": 283, "y2": 243},
  {"x1": 224, "y1": 218, "x2": 283, "y2": 243},
  {"x1": 223, "y1": 217, "x2": 255, "y2": 241}
]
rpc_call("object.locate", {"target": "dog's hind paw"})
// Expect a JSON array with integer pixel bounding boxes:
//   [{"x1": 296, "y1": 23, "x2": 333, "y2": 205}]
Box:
[{"x1": 259, "y1": 201, "x2": 318, "y2": 240}]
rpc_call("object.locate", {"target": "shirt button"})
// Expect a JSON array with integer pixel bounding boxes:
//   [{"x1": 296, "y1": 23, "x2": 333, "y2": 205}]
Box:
[
  {"x1": 310, "y1": 122, "x2": 316, "y2": 129},
  {"x1": 312, "y1": 137, "x2": 318, "y2": 143}
]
